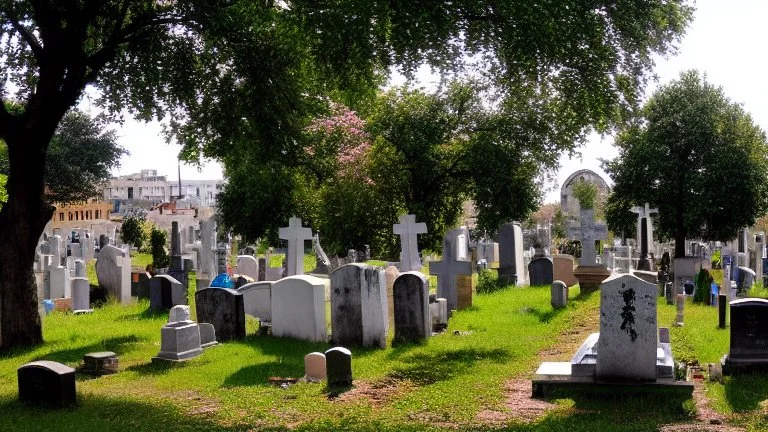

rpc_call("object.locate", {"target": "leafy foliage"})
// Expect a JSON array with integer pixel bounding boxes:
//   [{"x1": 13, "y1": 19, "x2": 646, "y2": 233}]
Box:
[
  {"x1": 604, "y1": 71, "x2": 768, "y2": 256},
  {"x1": 150, "y1": 226, "x2": 169, "y2": 269},
  {"x1": 120, "y1": 215, "x2": 146, "y2": 250},
  {"x1": 571, "y1": 180, "x2": 598, "y2": 210}
]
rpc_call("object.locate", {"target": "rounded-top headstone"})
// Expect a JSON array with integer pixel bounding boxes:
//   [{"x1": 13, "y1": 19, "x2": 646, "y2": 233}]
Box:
[
  {"x1": 18, "y1": 360, "x2": 76, "y2": 407},
  {"x1": 169, "y1": 305, "x2": 191, "y2": 323},
  {"x1": 325, "y1": 347, "x2": 352, "y2": 387},
  {"x1": 393, "y1": 271, "x2": 430, "y2": 344},
  {"x1": 551, "y1": 280, "x2": 568, "y2": 309},
  {"x1": 304, "y1": 352, "x2": 327, "y2": 382}
]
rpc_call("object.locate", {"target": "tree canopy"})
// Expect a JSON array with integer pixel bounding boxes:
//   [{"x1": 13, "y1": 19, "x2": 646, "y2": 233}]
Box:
[
  {"x1": 0, "y1": 0, "x2": 692, "y2": 349},
  {"x1": 603, "y1": 70, "x2": 768, "y2": 257}
]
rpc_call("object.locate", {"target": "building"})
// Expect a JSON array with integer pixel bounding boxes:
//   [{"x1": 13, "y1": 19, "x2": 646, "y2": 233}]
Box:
[
  {"x1": 50, "y1": 198, "x2": 113, "y2": 229},
  {"x1": 560, "y1": 169, "x2": 611, "y2": 216},
  {"x1": 103, "y1": 169, "x2": 224, "y2": 210}
]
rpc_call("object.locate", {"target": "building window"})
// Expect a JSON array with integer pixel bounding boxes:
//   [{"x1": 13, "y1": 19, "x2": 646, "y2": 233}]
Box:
[
  {"x1": 128, "y1": 187, "x2": 134, "y2": 199},
  {"x1": 59, "y1": 212, "x2": 64, "y2": 221},
  {"x1": 68, "y1": 212, "x2": 73, "y2": 221},
  {"x1": 95, "y1": 210, "x2": 100, "y2": 219}
]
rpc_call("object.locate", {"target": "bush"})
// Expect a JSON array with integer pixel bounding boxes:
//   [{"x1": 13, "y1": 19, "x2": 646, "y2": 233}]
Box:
[
  {"x1": 476, "y1": 268, "x2": 507, "y2": 294},
  {"x1": 121, "y1": 215, "x2": 146, "y2": 249},
  {"x1": 150, "y1": 226, "x2": 169, "y2": 269},
  {"x1": 693, "y1": 268, "x2": 713, "y2": 304}
]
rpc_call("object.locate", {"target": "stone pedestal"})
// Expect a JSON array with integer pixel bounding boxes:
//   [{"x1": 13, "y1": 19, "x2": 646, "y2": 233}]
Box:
[
  {"x1": 82, "y1": 352, "x2": 118, "y2": 375},
  {"x1": 456, "y1": 274, "x2": 473, "y2": 310},
  {"x1": 573, "y1": 265, "x2": 611, "y2": 293},
  {"x1": 154, "y1": 321, "x2": 203, "y2": 362}
]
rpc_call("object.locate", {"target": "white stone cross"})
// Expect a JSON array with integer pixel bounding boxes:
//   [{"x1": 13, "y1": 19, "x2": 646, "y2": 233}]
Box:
[
  {"x1": 568, "y1": 210, "x2": 608, "y2": 266},
  {"x1": 393, "y1": 214, "x2": 427, "y2": 272},
  {"x1": 279, "y1": 217, "x2": 313, "y2": 276}
]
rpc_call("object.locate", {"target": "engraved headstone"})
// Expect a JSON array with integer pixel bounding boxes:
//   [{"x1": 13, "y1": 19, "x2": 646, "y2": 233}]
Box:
[
  {"x1": 195, "y1": 288, "x2": 246, "y2": 342},
  {"x1": 330, "y1": 264, "x2": 388, "y2": 348},
  {"x1": 149, "y1": 274, "x2": 187, "y2": 312},
  {"x1": 551, "y1": 280, "x2": 568, "y2": 308},
  {"x1": 237, "y1": 281, "x2": 272, "y2": 322},
  {"x1": 95, "y1": 244, "x2": 131, "y2": 304}
]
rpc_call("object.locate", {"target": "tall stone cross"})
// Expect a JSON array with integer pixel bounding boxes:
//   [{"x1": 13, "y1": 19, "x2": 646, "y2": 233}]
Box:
[
  {"x1": 393, "y1": 214, "x2": 428, "y2": 272},
  {"x1": 630, "y1": 203, "x2": 658, "y2": 257},
  {"x1": 279, "y1": 216, "x2": 313, "y2": 276},
  {"x1": 429, "y1": 227, "x2": 472, "y2": 312},
  {"x1": 568, "y1": 209, "x2": 608, "y2": 266}
]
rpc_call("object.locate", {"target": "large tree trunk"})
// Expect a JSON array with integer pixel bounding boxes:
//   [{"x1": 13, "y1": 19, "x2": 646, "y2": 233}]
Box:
[
  {"x1": 0, "y1": 129, "x2": 54, "y2": 350},
  {"x1": 674, "y1": 209, "x2": 687, "y2": 259}
]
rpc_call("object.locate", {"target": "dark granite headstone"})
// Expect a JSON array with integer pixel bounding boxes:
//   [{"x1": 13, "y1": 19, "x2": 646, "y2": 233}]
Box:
[
  {"x1": 149, "y1": 275, "x2": 187, "y2": 312},
  {"x1": 18, "y1": 361, "x2": 76, "y2": 407},
  {"x1": 195, "y1": 288, "x2": 245, "y2": 342},
  {"x1": 99, "y1": 234, "x2": 109, "y2": 249},
  {"x1": 82, "y1": 352, "x2": 118, "y2": 375},
  {"x1": 131, "y1": 271, "x2": 152, "y2": 298},
  {"x1": 257, "y1": 257, "x2": 266, "y2": 281},
  {"x1": 393, "y1": 272, "x2": 430, "y2": 345},
  {"x1": 330, "y1": 264, "x2": 388, "y2": 348},
  {"x1": 528, "y1": 257, "x2": 553, "y2": 286},
  {"x1": 325, "y1": 346, "x2": 352, "y2": 387},
  {"x1": 723, "y1": 298, "x2": 768, "y2": 374}
]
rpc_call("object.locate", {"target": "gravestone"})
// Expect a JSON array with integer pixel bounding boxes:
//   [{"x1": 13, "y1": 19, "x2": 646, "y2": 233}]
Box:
[
  {"x1": 528, "y1": 257, "x2": 554, "y2": 286},
  {"x1": 237, "y1": 281, "x2": 272, "y2": 322},
  {"x1": 169, "y1": 221, "x2": 183, "y2": 271},
  {"x1": 271, "y1": 275, "x2": 329, "y2": 342},
  {"x1": 95, "y1": 244, "x2": 131, "y2": 304},
  {"x1": 596, "y1": 274, "x2": 657, "y2": 380},
  {"x1": 498, "y1": 223, "x2": 525, "y2": 285},
  {"x1": 551, "y1": 280, "x2": 568, "y2": 308},
  {"x1": 199, "y1": 218, "x2": 217, "y2": 280},
  {"x1": 304, "y1": 352, "x2": 326, "y2": 382},
  {"x1": 384, "y1": 265, "x2": 400, "y2": 327},
  {"x1": 393, "y1": 214, "x2": 428, "y2": 272},
  {"x1": 552, "y1": 254, "x2": 578, "y2": 287},
  {"x1": 49, "y1": 265, "x2": 71, "y2": 300},
  {"x1": 630, "y1": 203, "x2": 658, "y2": 271},
  {"x1": 436, "y1": 298, "x2": 448, "y2": 330},
  {"x1": 199, "y1": 323, "x2": 217, "y2": 348},
  {"x1": 325, "y1": 347, "x2": 352, "y2": 387},
  {"x1": 154, "y1": 320, "x2": 203, "y2": 362},
  {"x1": 169, "y1": 305, "x2": 191, "y2": 322},
  {"x1": 17, "y1": 361, "x2": 76, "y2": 407},
  {"x1": 429, "y1": 227, "x2": 472, "y2": 312},
  {"x1": 330, "y1": 264, "x2": 388, "y2": 348},
  {"x1": 257, "y1": 257, "x2": 267, "y2": 281},
  {"x1": 81, "y1": 352, "x2": 118, "y2": 376},
  {"x1": 568, "y1": 209, "x2": 608, "y2": 266},
  {"x1": 393, "y1": 272, "x2": 430, "y2": 344},
  {"x1": 722, "y1": 298, "x2": 768, "y2": 374},
  {"x1": 279, "y1": 217, "x2": 313, "y2": 276},
  {"x1": 195, "y1": 288, "x2": 246, "y2": 342},
  {"x1": 236, "y1": 255, "x2": 259, "y2": 281},
  {"x1": 131, "y1": 271, "x2": 152, "y2": 298},
  {"x1": 675, "y1": 294, "x2": 685, "y2": 326},
  {"x1": 71, "y1": 277, "x2": 91, "y2": 312},
  {"x1": 149, "y1": 274, "x2": 187, "y2": 312},
  {"x1": 737, "y1": 266, "x2": 756, "y2": 291}
]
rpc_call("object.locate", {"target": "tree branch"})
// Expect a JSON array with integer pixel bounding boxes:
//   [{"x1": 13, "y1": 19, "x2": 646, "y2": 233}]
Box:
[
  {"x1": 4, "y1": 14, "x2": 43, "y2": 62},
  {"x1": 0, "y1": 101, "x2": 13, "y2": 139}
]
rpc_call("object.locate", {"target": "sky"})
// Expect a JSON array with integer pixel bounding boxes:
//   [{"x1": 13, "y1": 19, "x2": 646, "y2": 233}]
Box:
[{"x1": 103, "y1": 1, "x2": 768, "y2": 195}]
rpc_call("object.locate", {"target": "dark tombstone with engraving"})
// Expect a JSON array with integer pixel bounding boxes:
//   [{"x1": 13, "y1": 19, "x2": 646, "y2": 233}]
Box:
[
  {"x1": 722, "y1": 298, "x2": 768, "y2": 374},
  {"x1": 195, "y1": 288, "x2": 246, "y2": 342},
  {"x1": 18, "y1": 361, "x2": 76, "y2": 407}
]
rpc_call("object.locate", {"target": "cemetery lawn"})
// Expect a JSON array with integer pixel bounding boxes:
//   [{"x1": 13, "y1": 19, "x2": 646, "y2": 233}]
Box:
[{"x1": 0, "y1": 277, "x2": 753, "y2": 431}]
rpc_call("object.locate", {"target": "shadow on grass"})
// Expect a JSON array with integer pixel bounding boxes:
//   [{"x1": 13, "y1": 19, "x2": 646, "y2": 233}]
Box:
[
  {"x1": 385, "y1": 347, "x2": 511, "y2": 385},
  {"x1": 0, "y1": 393, "x2": 289, "y2": 432},
  {"x1": 723, "y1": 374, "x2": 768, "y2": 412},
  {"x1": 31, "y1": 335, "x2": 146, "y2": 365},
  {"x1": 126, "y1": 358, "x2": 192, "y2": 376},
  {"x1": 222, "y1": 360, "x2": 302, "y2": 388},
  {"x1": 573, "y1": 288, "x2": 597, "y2": 302},
  {"x1": 114, "y1": 306, "x2": 168, "y2": 322},
  {"x1": 523, "y1": 306, "x2": 566, "y2": 324}
]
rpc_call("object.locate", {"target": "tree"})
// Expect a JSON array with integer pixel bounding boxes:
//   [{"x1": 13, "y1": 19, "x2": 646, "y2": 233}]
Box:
[
  {"x1": 603, "y1": 70, "x2": 768, "y2": 257},
  {"x1": 0, "y1": 1, "x2": 691, "y2": 349},
  {"x1": 120, "y1": 215, "x2": 146, "y2": 250}
]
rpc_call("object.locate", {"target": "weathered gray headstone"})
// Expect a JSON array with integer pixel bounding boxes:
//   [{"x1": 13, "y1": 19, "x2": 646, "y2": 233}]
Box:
[
  {"x1": 330, "y1": 264, "x2": 388, "y2": 348},
  {"x1": 498, "y1": 223, "x2": 525, "y2": 285},
  {"x1": 71, "y1": 277, "x2": 90, "y2": 311},
  {"x1": 95, "y1": 244, "x2": 131, "y2": 304},
  {"x1": 236, "y1": 255, "x2": 259, "y2": 281},
  {"x1": 195, "y1": 288, "x2": 246, "y2": 342},
  {"x1": 428, "y1": 227, "x2": 472, "y2": 312},
  {"x1": 199, "y1": 322, "x2": 217, "y2": 348},
  {"x1": 551, "y1": 280, "x2": 568, "y2": 309},
  {"x1": 271, "y1": 275, "x2": 329, "y2": 342},
  {"x1": 237, "y1": 281, "x2": 272, "y2": 322},
  {"x1": 154, "y1": 320, "x2": 203, "y2": 362},
  {"x1": 393, "y1": 214, "x2": 428, "y2": 272},
  {"x1": 325, "y1": 347, "x2": 352, "y2": 387},
  {"x1": 596, "y1": 274, "x2": 657, "y2": 380},
  {"x1": 528, "y1": 257, "x2": 553, "y2": 286},
  {"x1": 393, "y1": 272, "x2": 430, "y2": 344},
  {"x1": 169, "y1": 305, "x2": 191, "y2": 323}
]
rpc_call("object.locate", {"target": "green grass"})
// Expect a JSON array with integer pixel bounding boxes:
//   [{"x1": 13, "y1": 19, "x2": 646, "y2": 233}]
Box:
[{"x1": 0, "y1": 276, "x2": 697, "y2": 431}]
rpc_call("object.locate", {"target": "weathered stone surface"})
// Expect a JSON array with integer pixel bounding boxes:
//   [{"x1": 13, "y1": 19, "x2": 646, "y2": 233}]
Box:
[
  {"x1": 237, "y1": 282, "x2": 272, "y2": 322},
  {"x1": 169, "y1": 305, "x2": 191, "y2": 323},
  {"x1": 384, "y1": 266, "x2": 399, "y2": 328},
  {"x1": 149, "y1": 275, "x2": 187, "y2": 312},
  {"x1": 551, "y1": 280, "x2": 568, "y2": 309},
  {"x1": 330, "y1": 264, "x2": 388, "y2": 348},
  {"x1": 429, "y1": 227, "x2": 472, "y2": 312},
  {"x1": 393, "y1": 214, "x2": 427, "y2": 272},
  {"x1": 498, "y1": 223, "x2": 524, "y2": 285},
  {"x1": 195, "y1": 288, "x2": 246, "y2": 342},
  {"x1": 18, "y1": 361, "x2": 76, "y2": 407},
  {"x1": 271, "y1": 275, "x2": 329, "y2": 342},
  {"x1": 199, "y1": 323, "x2": 217, "y2": 348},
  {"x1": 325, "y1": 347, "x2": 352, "y2": 387},
  {"x1": 304, "y1": 352, "x2": 326, "y2": 382},
  {"x1": 456, "y1": 274, "x2": 474, "y2": 310},
  {"x1": 552, "y1": 255, "x2": 577, "y2": 287},
  {"x1": 82, "y1": 352, "x2": 118, "y2": 376},
  {"x1": 237, "y1": 255, "x2": 259, "y2": 281},
  {"x1": 393, "y1": 272, "x2": 430, "y2": 344},
  {"x1": 156, "y1": 321, "x2": 203, "y2": 361},
  {"x1": 528, "y1": 257, "x2": 554, "y2": 286},
  {"x1": 95, "y1": 244, "x2": 131, "y2": 304},
  {"x1": 71, "y1": 277, "x2": 90, "y2": 311},
  {"x1": 596, "y1": 274, "x2": 658, "y2": 380}
]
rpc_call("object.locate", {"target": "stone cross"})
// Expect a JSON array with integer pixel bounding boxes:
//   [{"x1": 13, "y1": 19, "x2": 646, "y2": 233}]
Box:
[
  {"x1": 279, "y1": 217, "x2": 313, "y2": 276},
  {"x1": 568, "y1": 209, "x2": 608, "y2": 266},
  {"x1": 393, "y1": 214, "x2": 427, "y2": 272},
  {"x1": 429, "y1": 228, "x2": 472, "y2": 312}
]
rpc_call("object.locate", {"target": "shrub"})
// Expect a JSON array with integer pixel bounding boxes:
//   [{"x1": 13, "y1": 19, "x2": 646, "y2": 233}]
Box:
[
  {"x1": 150, "y1": 226, "x2": 169, "y2": 269},
  {"x1": 476, "y1": 268, "x2": 507, "y2": 294},
  {"x1": 121, "y1": 215, "x2": 146, "y2": 249},
  {"x1": 693, "y1": 268, "x2": 713, "y2": 304}
]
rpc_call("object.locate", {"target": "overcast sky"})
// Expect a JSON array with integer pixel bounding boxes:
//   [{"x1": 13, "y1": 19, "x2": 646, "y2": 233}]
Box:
[{"x1": 102, "y1": 1, "x2": 768, "y2": 200}]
